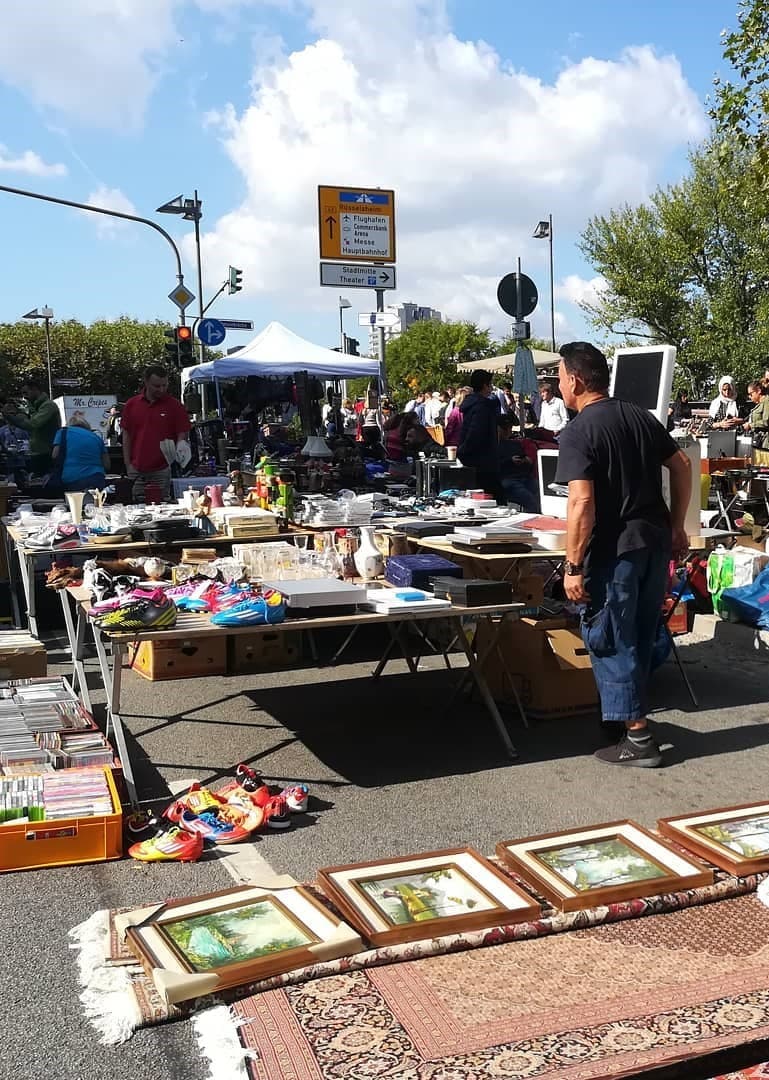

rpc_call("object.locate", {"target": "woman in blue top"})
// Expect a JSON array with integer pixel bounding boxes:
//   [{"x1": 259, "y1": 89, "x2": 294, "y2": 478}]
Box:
[{"x1": 52, "y1": 416, "x2": 110, "y2": 492}]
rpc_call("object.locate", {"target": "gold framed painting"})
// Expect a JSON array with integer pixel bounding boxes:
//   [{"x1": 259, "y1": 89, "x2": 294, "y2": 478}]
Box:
[
  {"x1": 317, "y1": 846, "x2": 540, "y2": 946},
  {"x1": 123, "y1": 884, "x2": 363, "y2": 1005},
  {"x1": 658, "y1": 802, "x2": 769, "y2": 875},
  {"x1": 496, "y1": 820, "x2": 713, "y2": 912}
]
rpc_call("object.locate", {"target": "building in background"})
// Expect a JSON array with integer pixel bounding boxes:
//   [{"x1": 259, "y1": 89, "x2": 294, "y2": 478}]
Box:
[{"x1": 366, "y1": 303, "x2": 442, "y2": 356}]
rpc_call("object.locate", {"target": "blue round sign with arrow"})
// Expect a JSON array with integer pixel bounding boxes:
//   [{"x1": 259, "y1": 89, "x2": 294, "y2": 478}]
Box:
[{"x1": 198, "y1": 318, "x2": 227, "y2": 347}]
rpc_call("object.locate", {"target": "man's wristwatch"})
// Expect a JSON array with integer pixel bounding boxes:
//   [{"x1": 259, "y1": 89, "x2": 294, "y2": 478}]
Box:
[{"x1": 563, "y1": 560, "x2": 584, "y2": 576}]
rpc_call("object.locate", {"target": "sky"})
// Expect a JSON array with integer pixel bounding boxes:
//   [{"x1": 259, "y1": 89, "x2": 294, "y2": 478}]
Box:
[{"x1": 0, "y1": 0, "x2": 737, "y2": 354}]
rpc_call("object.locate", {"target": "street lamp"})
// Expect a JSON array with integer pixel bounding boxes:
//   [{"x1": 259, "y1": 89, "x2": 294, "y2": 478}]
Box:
[
  {"x1": 22, "y1": 306, "x2": 54, "y2": 397},
  {"x1": 157, "y1": 192, "x2": 204, "y2": 357},
  {"x1": 338, "y1": 296, "x2": 352, "y2": 354},
  {"x1": 533, "y1": 215, "x2": 556, "y2": 353}
]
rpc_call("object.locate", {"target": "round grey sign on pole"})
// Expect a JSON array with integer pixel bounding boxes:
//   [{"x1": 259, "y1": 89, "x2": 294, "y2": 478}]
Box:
[{"x1": 497, "y1": 273, "x2": 538, "y2": 318}]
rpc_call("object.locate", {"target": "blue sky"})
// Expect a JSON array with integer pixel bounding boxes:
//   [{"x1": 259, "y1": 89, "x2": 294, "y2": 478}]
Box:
[{"x1": 0, "y1": 0, "x2": 735, "y2": 352}]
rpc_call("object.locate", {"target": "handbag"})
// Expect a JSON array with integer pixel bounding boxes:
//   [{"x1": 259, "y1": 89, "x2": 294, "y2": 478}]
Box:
[{"x1": 720, "y1": 565, "x2": 769, "y2": 629}]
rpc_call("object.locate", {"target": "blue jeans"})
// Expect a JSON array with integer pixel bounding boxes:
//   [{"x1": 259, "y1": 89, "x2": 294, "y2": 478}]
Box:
[
  {"x1": 501, "y1": 476, "x2": 540, "y2": 512},
  {"x1": 582, "y1": 547, "x2": 670, "y2": 723}
]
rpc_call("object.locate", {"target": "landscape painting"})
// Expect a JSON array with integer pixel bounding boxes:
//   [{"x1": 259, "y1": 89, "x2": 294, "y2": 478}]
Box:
[
  {"x1": 694, "y1": 814, "x2": 769, "y2": 858},
  {"x1": 356, "y1": 864, "x2": 495, "y2": 926},
  {"x1": 162, "y1": 898, "x2": 313, "y2": 972},
  {"x1": 535, "y1": 837, "x2": 669, "y2": 893}
]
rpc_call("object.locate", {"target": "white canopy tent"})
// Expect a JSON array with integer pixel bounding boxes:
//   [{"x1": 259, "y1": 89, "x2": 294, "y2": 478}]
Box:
[
  {"x1": 458, "y1": 349, "x2": 560, "y2": 375},
  {"x1": 182, "y1": 320, "x2": 380, "y2": 383}
]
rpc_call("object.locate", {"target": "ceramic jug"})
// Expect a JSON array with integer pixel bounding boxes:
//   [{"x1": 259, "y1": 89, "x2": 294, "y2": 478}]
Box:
[
  {"x1": 354, "y1": 527, "x2": 384, "y2": 581},
  {"x1": 205, "y1": 484, "x2": 224, "y2": 508}
]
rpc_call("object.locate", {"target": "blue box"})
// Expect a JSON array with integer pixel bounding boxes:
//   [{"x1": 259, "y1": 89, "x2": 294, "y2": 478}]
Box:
[{"x1": 385, "y1": 554, "x2": 463, "y2": 590}]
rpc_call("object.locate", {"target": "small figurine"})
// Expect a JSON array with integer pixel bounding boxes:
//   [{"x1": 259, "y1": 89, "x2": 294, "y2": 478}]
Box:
[{"x1": 193, "y1": 490, "x2": 217, "y2": 536}]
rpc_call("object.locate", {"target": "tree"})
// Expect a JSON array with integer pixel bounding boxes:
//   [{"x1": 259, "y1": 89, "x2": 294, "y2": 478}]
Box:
[
  {"x1": 488, "y1": 335, "x2": 555, "y2": 358},
  {"x1": 578, "y1": 141, "x2": 769, "y2": 394},
  {"x1": 711, "y1": 0, "x2": 769, "y2": 169},
  {"x1": 385, "y1": 320, "x2": 493, "y2": 405},
  {"x1": 0, "y1": 316, "x2": 212, "y2": 401}
]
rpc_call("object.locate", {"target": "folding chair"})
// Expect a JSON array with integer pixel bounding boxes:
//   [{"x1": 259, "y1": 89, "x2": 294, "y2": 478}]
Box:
[{"x1": 661, "y1": 568, "x2": 698, "y2": 708}]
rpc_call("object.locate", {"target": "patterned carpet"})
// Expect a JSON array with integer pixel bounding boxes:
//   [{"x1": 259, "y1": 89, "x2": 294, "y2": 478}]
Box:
[{"x1": 233, "y1": 893, "x2": 769, "y2": 1080}]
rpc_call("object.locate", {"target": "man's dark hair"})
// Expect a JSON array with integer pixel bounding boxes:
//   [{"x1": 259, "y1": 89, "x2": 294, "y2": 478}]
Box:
[
  {"x1": 559, "y1": 342, "x2": 610, "y2": 392},
  {"x1": 144, "y1": 365, "x2": 169, "y2": 381},
  {"x1": 469, "y1": 369, "x2": 492, "y2": 392},
  {"x1": 22, "y1": 374, "x2": 46, "y2": 391}
]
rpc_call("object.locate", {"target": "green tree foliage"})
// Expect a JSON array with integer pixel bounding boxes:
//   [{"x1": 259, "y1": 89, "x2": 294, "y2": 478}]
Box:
[
  {"x1": 0, "y1": 317, "x2": 204, "y2": 401},
  {"x1": 385, "y1": 320, "x2": 494, "y2": 404},
  {"x1": 711, "y1": 0, "x2": 769, "y2": 165},
  {"x1": 488, "y1": 335, "x2": 555, "y2": 358},
  {"x1": 579, "y1": 141, "x2": 769, "y2": 394}
]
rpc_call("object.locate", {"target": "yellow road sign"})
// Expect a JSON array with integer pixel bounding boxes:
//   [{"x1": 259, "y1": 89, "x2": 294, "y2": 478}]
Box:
[{"x1": 318, "y1": 185, "x2": 395, "y2": 262}]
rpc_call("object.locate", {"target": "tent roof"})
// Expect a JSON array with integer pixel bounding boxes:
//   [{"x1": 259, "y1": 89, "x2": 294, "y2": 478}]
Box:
[
  {"x1": 458, "y1": 350, "x2": 560, "y2": 374},
  {"x1": 183, "y1": 320, "x2": 380, "y2": 382}
]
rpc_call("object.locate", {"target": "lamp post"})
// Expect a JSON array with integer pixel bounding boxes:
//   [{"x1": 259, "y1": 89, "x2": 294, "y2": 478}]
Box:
[
  {"x1": 338, "y1": 296, "x2": 352, "y2": 401},
  {"x1": 157, "y1": 193, "x2": 204, "y2": 358},
  {"x1": 22, "y1": 306, "x2": 54, "y2": 397},
  {"x1": 533, "y1": 215, "x2": 556, "y2": 352}
]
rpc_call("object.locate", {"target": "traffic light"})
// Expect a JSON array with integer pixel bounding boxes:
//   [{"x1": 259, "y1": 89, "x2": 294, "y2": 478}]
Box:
[
  {"x1": 347, "y1": 338, "x2": 360, "y2": 356},
  {"x1": 176, "y1": 325, "x2": 193, "y2": 365},
  {"x1": 164, "y1": 328, "x2": 179, "y2": 366},
  {"x1": 227, "y1": 265, "x2": 243, "y2": 294}
]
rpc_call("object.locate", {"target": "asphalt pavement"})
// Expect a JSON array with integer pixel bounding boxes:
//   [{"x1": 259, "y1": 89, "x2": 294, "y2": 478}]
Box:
[{"x1": 3, "y1": 617, "x2": 769, "y2": 1080}]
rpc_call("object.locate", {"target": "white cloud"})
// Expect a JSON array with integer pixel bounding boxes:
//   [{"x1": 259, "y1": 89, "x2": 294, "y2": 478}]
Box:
[
  {"x1": 0, "y1": 0, "x2": 178, "y2": 129},
  {"x1": 84, "y1": 185, "x2": 138, "y2": 237},
  {"x1": 0, "y1": 145, "x2": 67, "y2": 178},
  {"x1": 555, "y1": 274, "x2": 608, "y2": 309},
  {"x1": 198, "y1": 2, "x2": 705, "y2": 337}
]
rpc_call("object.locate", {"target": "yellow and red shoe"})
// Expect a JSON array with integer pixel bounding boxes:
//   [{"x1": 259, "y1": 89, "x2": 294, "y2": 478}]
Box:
[
  {"x1": 128, "y1": 826, "x2": 204, "y2": 862},
  {"x1": 164, "y1": 783, "x2": 224, "y2": 824}
]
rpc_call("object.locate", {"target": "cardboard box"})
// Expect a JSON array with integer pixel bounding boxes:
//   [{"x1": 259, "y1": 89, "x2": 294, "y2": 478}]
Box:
[
  {"x1": 0, "y1": 636, "x2": 47, "y2": 680},
  {"x1": 228, "y1": 631, "x2": 301, "y2": 673},
  {"x1": 478, "y1": 616, "x2": 597, "y2": 718},
  {"x1": 513, "y1": 574, "x2": 545, "y2": 608},
  {"x1": 128, "y1": 636, "x2": 227, "y2": 681}
]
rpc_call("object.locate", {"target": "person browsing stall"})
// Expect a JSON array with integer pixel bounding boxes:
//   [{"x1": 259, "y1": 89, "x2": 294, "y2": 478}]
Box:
[
  {"x1": 709, "y1": 376, "x2": 741, "y2": 429},
  {"x1": 538, "y1": 381, "x2": 569, "y2": 435},
  {"x1": 458, "y1": 369, "x2": 504, "y2": 500},
  {"x1": 555, "y1": 342, "x2": 692, "y2": 768},
  {"x1": 121, "y1": 366, "x2": 191, "y2": 503},
  {"x1": 743, "y1": 381, "x2": 769, "y2": 447},
  {"x1": 2, "y1": 376, "x2": 60, "y2": 475},
  {"x1": 52, "y1": 416, "x2": 110, "y2": 492}
]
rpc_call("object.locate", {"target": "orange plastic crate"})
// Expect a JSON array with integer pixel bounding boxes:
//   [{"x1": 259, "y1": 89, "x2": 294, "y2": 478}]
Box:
[{"x1": 0, "y1": 767, "x2": 123, "y2": 873}]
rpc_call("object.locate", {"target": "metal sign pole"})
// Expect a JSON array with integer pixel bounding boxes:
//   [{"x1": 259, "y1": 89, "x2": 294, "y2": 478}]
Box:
[
  {"x1": 376, "y1": 287, "x2": 387, "y2": 399},
  {"x1": 515, "y1": 258, "x2": 526, "y2": 432}
]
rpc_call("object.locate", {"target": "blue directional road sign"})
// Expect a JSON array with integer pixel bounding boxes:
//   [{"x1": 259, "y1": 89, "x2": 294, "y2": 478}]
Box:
[{"x1": 198, "y1": 318, "x2": 226, "y2": 346}]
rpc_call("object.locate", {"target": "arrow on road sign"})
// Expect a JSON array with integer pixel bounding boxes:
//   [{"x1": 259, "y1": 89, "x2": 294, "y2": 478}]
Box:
[
  {"x1": 319, "y1": 262, "x2": 397, "y2": 289},
  {"x1": 325, "y1": 215, "x2": 336, "y2": 239},
  {"x1": 198, "y1": 318, "x2": 227, "y2": 347}
]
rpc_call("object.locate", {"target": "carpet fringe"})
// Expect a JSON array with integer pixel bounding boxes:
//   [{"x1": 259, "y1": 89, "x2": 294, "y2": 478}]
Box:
[
  {"x1": 68, "y1": 909, "x2": 143, "y2": 1045},
  {"x1": 194, "y1": 1005, "x2": 255, "y2": 1080}
]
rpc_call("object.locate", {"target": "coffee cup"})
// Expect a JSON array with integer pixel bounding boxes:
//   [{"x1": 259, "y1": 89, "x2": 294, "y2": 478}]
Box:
[{"x1": 446, "y1": 446, "x2": 458, "y2": 461}]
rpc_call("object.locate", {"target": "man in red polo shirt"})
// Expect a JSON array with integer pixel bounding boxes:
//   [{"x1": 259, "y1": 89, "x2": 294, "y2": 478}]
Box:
[{"x1": 121, "y1": 366, "x2": 191, "y2": 503}]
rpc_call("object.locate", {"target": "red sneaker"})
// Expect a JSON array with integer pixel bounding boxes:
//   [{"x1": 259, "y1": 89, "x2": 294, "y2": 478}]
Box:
[
  {"x1": 279, "y1": 784, "x2": 309, "y2": 813},
  {"x1": 263, "y1": 795, "x2": 292, "y2": 830},
  {"x1": 178, "y1": 808, "x2": 251, "y2": 845}
]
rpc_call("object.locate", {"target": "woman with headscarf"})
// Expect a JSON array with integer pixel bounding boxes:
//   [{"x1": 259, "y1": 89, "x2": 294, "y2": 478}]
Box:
[{"x1": 708, "y1": 376, "x2": 741, "y2": 429}]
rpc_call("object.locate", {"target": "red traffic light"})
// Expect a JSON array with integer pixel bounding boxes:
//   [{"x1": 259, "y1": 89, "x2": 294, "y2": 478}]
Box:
[{"x1": 176, "y1": 326, "x2": 192, "y2": 342}]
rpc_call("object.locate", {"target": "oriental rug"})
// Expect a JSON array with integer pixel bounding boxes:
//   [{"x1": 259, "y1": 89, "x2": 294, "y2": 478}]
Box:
[
  {"x1": 227, "y1": 893, "x2": 769, "y2": 1080},
  {"x1": 69, "y1": 870, "x2": 761, "y2": 1046}
]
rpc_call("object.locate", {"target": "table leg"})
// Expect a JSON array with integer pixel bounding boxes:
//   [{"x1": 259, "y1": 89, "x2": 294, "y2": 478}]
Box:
[
  {"x1": 328, "y1": 624, "x2": 360, "y2": 666},
  {"x1": 16, "y1": 550, "x2": 36, "y2": 637},
  {"x1": 59, "y1": 590, "x2": 92, "y2": 713},
  {"x1": 371, "y1": 623, "x2": 418, "y2": 678},
  {"x1": 448, "y1": 615, "x2": 518, "y2": 760},
  {"x1": 74, "y1": 606, "x2": 93, "y2": 715},
  {"x1": 95, "y1": 635, "x2": 139, "y2": 809},
  {"x1": 4, "y1": 528, "x2": 22, "y2": 628},
  {"x1": 92, "y1": 625, "x2": 115, "y2": 739}
]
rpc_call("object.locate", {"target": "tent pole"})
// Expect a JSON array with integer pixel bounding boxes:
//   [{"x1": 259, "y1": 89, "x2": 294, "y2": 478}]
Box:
[{"x1": 214, "y1": 377, "x2": 223, "y2": 419}]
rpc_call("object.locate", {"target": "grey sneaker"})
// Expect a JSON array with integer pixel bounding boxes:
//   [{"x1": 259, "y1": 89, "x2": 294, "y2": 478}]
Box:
[{"x1": 594, "y1": 732, "x2": 662, "y2": 768}]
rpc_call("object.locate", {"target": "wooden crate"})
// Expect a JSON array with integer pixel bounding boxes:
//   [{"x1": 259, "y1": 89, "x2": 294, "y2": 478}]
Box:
[
  {"x1": 128, "y1": 636, "x2": 227, "y2": 681},
  {"x1": 228, "y1": 631, "x2": 301, "y2": 673}
]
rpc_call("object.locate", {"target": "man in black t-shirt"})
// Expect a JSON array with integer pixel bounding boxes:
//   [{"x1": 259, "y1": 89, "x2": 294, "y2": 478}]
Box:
[{"x1": 555, "y1": 342, "x2": 692, "y2": 768}]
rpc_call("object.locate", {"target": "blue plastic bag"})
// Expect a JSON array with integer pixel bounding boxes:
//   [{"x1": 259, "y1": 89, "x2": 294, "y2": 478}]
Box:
[{"x1": 720, "y1": 565, "x2": 769, "y2": 629}]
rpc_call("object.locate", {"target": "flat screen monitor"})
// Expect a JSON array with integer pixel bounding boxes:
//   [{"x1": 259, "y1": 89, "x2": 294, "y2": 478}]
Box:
[
  {"x1": 536, "y1": 449, "x2": 567, "y2": 518},
  {"x1": 609, "y1": 345, "x2": 676, "y2": 425}
]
